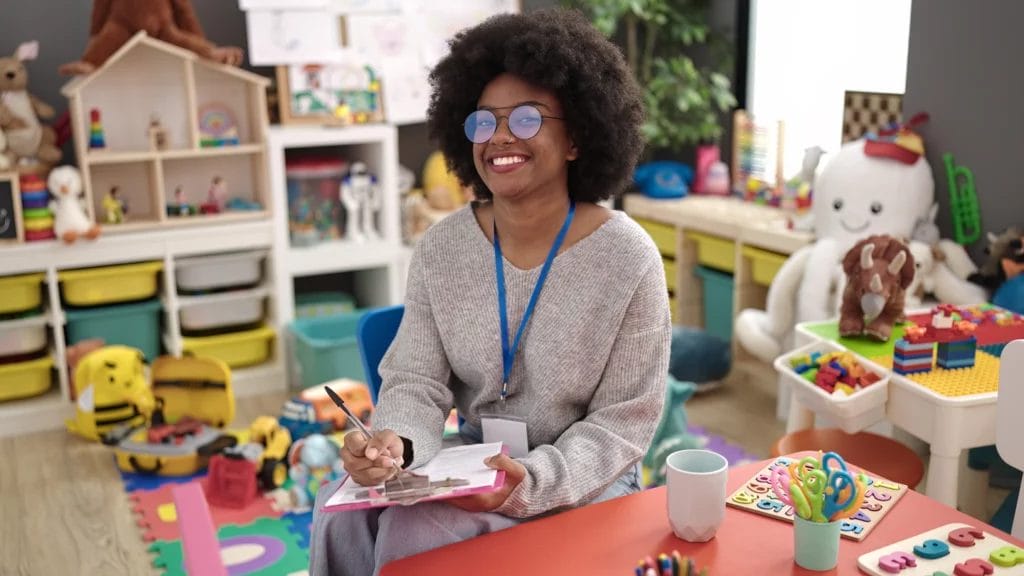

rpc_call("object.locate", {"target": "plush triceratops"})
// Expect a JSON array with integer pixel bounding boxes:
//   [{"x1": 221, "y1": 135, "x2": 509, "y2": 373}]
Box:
[{"x1": 840, "y1": 235, "x2": 915, "y2": 341}]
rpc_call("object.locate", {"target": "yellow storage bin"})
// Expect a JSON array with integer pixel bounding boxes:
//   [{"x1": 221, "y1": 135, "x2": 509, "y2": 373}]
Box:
[
  {"x1": 743, "y1": 246, "x2": 788, "y2": 287},
  {"x1": 663, "y1": 258, "x2": 678, "y2": 292},
  {"x1": 685, "y1": 231, "x2": 735, "y2": 273},
  {"x1": 59, "y1": 261, "x2": 163, "y2": 307},
  {"x1": 182, "y1": 325, "x2": 275, "y2": 369},
  {"x1": 635, "y1": 218, "x2": 677, "y2": 258},
  {"x1": 0, "y1": 273, "x2": 45, "y2": 315},
  {"x1": 0, "y1": 355, "x2": 53, "y2": 402}
]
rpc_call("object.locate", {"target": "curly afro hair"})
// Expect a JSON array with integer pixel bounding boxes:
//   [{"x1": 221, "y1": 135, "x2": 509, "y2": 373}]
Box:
[{"x1": 426, "y1": 8, "x2": 645, "y2": 203}]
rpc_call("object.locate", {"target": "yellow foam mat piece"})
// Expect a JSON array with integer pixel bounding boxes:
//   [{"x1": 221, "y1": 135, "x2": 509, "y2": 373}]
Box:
[{"x1": 870, "y1": 350, "x2": 999, "y2": 397}]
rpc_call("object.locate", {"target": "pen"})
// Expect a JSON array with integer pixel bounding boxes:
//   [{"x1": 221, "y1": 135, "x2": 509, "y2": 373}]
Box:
[{"x1": 324, "y1": 385, "x2": 405, "y2": 486}]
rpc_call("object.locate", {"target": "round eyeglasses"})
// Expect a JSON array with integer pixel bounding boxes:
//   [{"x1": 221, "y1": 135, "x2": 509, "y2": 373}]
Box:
[{"x1": 463, "y1": 105, "x2": 564, "y2": 144}]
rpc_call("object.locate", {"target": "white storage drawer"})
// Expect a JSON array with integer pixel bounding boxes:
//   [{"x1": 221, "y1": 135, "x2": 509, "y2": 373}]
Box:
[
  {"x1": 0, "y1": 314, "x2": 48, "y2": 359},
  {"x1": 175, "y1": 250, "x2": 267, "y2": 293},
  {"x1": 178, "y1": 287, "x2": 268, "y2": 332}
]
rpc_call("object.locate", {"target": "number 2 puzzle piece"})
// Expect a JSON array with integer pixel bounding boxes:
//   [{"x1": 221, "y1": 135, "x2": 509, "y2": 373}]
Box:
[
  {"x1": 947, "y1": 527, "x2": 985, "y2": 547},
  {"x1": 953, "y1": 558, "x2": 993, "y2": 576},
  {"x1": 879, "y1": 551, "x2": 917, "y2": 573},
  {"x1": 913, "y1": 539, "x2": 950, "y2": 559},
  {"x1": 989, "y1": 545, "x2": 1024, "y2": 567}
]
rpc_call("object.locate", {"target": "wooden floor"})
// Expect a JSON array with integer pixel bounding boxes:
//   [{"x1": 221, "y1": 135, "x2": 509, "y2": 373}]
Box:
[{"x1": 0, "y1": 361, "x2": 1013, "y2": 574}]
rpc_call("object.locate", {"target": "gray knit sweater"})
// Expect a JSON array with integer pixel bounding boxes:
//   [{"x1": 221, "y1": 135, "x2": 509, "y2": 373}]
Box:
[{"x1": 373, "y1": 204, "x2": 671, "y2": 519}]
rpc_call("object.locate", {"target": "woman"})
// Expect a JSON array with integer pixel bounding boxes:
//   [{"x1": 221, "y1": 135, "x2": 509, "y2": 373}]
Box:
[{"x1": 310, "y1": 8, "x2": 671, "y2": 575}]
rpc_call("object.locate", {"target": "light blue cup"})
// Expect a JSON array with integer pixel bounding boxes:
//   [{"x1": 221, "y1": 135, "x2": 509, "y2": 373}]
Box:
[{"x1": 793, "y1": 516, "x2": 841, "y2": 570}]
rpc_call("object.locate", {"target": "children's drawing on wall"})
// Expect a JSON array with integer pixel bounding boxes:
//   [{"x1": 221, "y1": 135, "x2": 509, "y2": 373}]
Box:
[{"x1": 285, "y1": 62, "x2": 384, "y2": 125}]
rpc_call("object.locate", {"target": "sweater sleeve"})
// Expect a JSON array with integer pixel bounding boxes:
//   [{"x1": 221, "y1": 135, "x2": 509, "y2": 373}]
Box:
[
  {"x1": 495, "y1": 257, "x2": 671, "y2": 518},
  {"x1": 371, "y1": 243, "x2": 453, "y2": 468}
]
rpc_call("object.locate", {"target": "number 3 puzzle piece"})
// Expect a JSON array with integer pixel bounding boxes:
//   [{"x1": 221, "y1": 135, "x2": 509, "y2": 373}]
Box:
[
  {"x1": 989, "y1": 545, "x2": 1024, "y2": 567},
  {"x1": 913, "y1": 539, "x2": 950, "y2": 559},
  {"x1": 947, "y1": 527, "x2": 986, "y2": 547},
  {"x1": 953, "y1": 558, "x2": 993, "y2": 576},
  {"x1": 879, "y1": 551, "x2": 917, "y2": 573}
]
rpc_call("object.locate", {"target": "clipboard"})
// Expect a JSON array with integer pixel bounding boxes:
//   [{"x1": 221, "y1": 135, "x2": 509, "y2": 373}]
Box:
[{"x1": 321, "y1": 442, "x2": 507, "y2": 512}]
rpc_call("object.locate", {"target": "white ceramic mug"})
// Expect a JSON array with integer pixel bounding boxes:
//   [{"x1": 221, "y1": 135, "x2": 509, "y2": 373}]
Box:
[{"x1": 666, "y1": 449, "x2": 729, "y2": 542}]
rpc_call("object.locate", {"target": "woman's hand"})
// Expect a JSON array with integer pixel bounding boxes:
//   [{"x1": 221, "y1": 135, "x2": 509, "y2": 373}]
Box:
[
  {"x1": 341, "y1": 429, "x2": 404, "y2": 487},
  {"x1": 447, "y1": 454, "x2": 527, "y2": 512}
]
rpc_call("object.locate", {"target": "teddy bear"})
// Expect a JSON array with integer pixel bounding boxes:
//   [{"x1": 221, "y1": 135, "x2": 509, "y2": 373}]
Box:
[
  {"x1": 59, "y1": 0, "x2": 244, "y2": 76},
  {"x1": 0, "y1": 42, "x2": 62, "y2": 168}
]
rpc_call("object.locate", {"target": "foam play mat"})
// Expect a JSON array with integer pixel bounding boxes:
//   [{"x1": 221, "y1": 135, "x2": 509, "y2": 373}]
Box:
[{"x1": 149, "y1": 517, "x2": 309, "y2": 576}]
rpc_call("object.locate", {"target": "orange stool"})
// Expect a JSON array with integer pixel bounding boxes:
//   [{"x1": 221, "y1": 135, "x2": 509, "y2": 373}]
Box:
[{"x1": 771, "y1": 428, "x2": 925, "y2": 489}]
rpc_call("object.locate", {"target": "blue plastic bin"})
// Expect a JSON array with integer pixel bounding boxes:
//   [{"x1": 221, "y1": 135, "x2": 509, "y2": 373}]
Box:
[
  {"x1": 65, "y1": 298, "x2": 162, "y2": 360},
  {"x1": 694, "y1": 266, "x2": 734, "y2": 342},
  {"x1": 289, "y1": 309, "x2": 369, "y2": 389}
]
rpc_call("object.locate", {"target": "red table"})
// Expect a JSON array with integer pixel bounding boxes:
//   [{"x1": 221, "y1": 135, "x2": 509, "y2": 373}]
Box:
[{"x1": 381, "y1": 453, "x2": 1023, "y2": 575}]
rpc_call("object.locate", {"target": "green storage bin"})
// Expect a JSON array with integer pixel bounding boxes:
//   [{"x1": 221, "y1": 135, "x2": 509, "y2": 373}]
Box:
[
  {"x1": 65, "y1": 299, "x2": 162, "y2": 360},
  {"x1": 289, "y1": 309, "x2": 368, "y2": 388},
  {"x1": 695, "y1": 266, "x2": 734, "y2": 342},
  {"x1": 295, "y1": 292, "x2": 357, "y2": 318}
]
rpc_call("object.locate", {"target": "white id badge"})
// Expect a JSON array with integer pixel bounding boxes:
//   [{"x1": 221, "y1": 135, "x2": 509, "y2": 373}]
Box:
[{"x1": 481, "y1": 415, "x2": 529, "y2": 458}]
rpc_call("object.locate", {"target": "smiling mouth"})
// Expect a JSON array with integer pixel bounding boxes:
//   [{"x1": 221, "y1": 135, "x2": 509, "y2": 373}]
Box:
[
  {"x1": 489, "y1": 154, "x2": 529, "y2": 168},
  {"x1": 840, "y1": 218, "x2": 870, "y2": 233}
]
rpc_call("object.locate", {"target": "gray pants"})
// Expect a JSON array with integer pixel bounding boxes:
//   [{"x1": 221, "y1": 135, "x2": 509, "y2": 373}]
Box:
[{"x1": 308, "y1": 462, "x2": 641, "y2": 576}]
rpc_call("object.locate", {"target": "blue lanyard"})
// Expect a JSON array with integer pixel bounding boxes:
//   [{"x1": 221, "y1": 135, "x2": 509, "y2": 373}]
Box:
[{"x1": 494, "y1": 199, "x2": 576, "y2": 401}]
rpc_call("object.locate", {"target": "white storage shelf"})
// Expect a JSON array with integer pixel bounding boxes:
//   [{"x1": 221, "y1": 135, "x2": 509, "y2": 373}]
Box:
[{"x1": 0, "y1": 223, "x2": 286, "y2": 437}]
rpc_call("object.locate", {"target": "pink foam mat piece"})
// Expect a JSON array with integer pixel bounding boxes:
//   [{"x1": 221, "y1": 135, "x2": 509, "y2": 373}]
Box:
[{"x1": 129, "y1": 478, "x2": 282, "y2": 542}]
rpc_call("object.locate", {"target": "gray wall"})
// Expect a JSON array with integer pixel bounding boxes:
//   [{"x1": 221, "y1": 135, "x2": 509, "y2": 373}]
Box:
[{"x1": 903, "y1": 0, "x2": 1024, "y2": 263}]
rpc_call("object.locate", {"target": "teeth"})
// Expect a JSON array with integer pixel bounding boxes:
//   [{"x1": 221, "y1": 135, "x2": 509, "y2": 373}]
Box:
[{"x1": 492, "y1": 156, "x2": 526, "y2": 166}]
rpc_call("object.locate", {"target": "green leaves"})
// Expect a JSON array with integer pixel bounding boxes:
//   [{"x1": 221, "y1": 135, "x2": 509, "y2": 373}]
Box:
[{"x1": 564, "y1": 0, "x2": 737, "y2": 151}]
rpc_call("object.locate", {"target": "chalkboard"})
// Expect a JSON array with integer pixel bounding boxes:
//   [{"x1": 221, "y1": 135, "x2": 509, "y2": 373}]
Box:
[{"x1": 0, "y1": 176, "x2": 20, "y2": 242}]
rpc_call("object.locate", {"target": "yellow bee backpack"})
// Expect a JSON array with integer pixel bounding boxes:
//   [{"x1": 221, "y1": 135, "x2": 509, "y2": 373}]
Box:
[{"x1": 67, "y1": 346, "x2": 155, "y2": 442}]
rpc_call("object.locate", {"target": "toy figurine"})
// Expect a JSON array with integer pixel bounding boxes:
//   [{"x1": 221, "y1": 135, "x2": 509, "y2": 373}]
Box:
[
  {"x1": 840, "y1": 235, "x2": 915, "y2": 341},
  {"x1": 48, "y1": 165, "x2": 100, "y2": 243},
  {"x1": 339, "y1": 162, "x2": 380, "y2": 243},
  {"x1": 102, "y1": 185, "x2": 126, "y2": 224},
  {"x1": 147, "y1": 114, "x2": 168, "y2": 151},
  {"x1": 204, "y1": 176, "x2": 227, "y2": 213},
  {"x1": 287, "y1": 433, "x2": 344, "y2": 510}
]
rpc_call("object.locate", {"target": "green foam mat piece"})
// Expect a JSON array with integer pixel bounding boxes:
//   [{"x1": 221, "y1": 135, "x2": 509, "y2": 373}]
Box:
[{"x1": 150, "y1": 517, "x2": 309, "y2": 576}]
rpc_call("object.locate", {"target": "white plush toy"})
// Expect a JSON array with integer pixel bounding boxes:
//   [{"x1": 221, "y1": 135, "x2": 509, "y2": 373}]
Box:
[
  {"x1": 0, "y1": 127, "x2": 11, "y2": 171},
  {"x1": 48, "y1": 165, "x2": 100, "y2": 244},
  {"x1": 735, "y1": 135, "x2": 985, "y2": 363}
]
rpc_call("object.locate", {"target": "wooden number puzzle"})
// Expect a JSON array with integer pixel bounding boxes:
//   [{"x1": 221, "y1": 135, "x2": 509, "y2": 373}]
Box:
[
  {"x1": 726, "y1": 456, "x2": 908, "y2": 541},
  {"x1": 857, "y1": 523, "x2": 1024, "y2": 575}
]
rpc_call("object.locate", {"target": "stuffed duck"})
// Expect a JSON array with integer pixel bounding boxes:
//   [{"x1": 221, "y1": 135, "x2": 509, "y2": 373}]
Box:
[{"x1": 48, "y1": 165, "x2": 100, "y2": 243}]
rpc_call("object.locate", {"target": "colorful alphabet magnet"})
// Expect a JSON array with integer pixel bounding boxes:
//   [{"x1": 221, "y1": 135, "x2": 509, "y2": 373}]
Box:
[
  {"x1": 725, "y1": 456, "x2": 908, "y2": 541},
  {"x1": 857, "y1": 523, "x2": 1024, "y2": 575}
]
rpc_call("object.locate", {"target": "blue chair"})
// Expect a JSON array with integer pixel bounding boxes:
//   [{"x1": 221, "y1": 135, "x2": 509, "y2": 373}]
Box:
[{"x1": 356, "y1": 305, "x2": 405, "y2": 404}]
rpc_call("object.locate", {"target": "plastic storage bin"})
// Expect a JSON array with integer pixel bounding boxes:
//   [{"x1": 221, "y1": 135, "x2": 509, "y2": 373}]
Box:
[
  {"x1": 0, "y1": 314, "x2": 48, "y2": 360},
  {"x1": 60, "y1": 261, "x2": 163, "y2": 307},
  {"x1": 636, "y1": 217, "x2": 677, "y2": 257},
  {"x1": 295, "y1": 292, "x2": 357, "y2": 318},
  {"x1": 695, "y1": 265, "x2": 734, "y2": 342},
  {"x1": 0, "y1": 273, "x2": 45, "y2": 315},
  {"x1": 685, "y1": 231, "x2": 735, "y2": 273},
  {"x1": 65, "y1": 299, "x2": 163, "y2": 360},
  {"x1": 176, "y1": 250, "x2": 266, "y2": 294},
  {"x1": 774, "y1": 341, "x2": 890, "y2": 434},
  {"x1": 0, "y1": 355, "x2": 53, "y2": 402},
  {"x1": 178, "y1": 287, "x2": 267, "y2": 334},
  {"x1": 182, "y1": 325, "x2": 275, "y2": 368},
  {"x1": 289, "y1": 310, "x2": 368, "y2": 389},
  {"x1": 743, "y1": 245, "x2": 788, "y2": 287},
  {"x1": 286, "y1": 158, "x2": 347, "y2": 246}
]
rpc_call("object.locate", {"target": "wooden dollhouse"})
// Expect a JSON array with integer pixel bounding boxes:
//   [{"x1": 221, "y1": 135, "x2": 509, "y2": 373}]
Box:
[{"x1": 60, "y1": 31, "x2": 271, "y2": 234}]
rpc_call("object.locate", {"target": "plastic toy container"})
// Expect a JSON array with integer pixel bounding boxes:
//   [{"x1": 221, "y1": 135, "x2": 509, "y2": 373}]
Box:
[
  {"x1": 694, "y1": 266, "x2": 734, "y2": 342},
  {"x1": 175, "y1": 250, "x2": 266, "y2": 294},
  {"x1": 295, "y1": 292, "x2": 357, "y2": 319},
  {"x1": 685, "y1": 231, "x2": 735, "y2": 273},
  {"x1": 742, "y1": 245, "x2": 788, "y2": 287},
  {"x1": 636, "y1": 217, "x2": 677, "y2": 258},
  {"x1": 774, "y1": 340, "x2": 890, "y2": 434},
  {"x1": 288, "y1": 310, "x2": 368, "y2": 389},
  {"x1": 286, "y1": 158, "x2": 347, "y2": 247},
  {"x1": 65, "y1": 299, "x2": 163, "y2": 360},
  {"x1": 0, "y1": 313, "x2": 48, "y2": 360},
  {"x1": 182, "y1": 325, "x2": 275, "y2": 368},
  {"x1": 60, "y1": 261, "x2": 163, "y2": 307},
  {"x1": 0, "y1": 354, "x2": 53, "y2": 402},
  {"x1": 0, "y1": 273, "x2": 45, "y2": 316},
  {"x1": 178, "y1": 286, "x2": 267, "y2": 334}
]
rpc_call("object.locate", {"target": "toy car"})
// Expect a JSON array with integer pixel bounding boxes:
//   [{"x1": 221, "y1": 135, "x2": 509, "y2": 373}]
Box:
[
  {"x1": 202, "y1": 415, "x2": 293, "y2": 492},
  {"x1": 301, "y1": 379, "x2": 374, "y2": 431},
  {"x1": 279, "y1": 398, "x2": 332, "y2": 440}
]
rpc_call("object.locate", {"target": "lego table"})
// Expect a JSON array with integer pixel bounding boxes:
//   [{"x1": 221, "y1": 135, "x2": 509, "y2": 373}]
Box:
[
  {"x1": 790, "y1": 306, "x2": 1024, "y2": 508},
  {"x1": 379, "y1": 453, "x2": 1024, "y2": 575}
]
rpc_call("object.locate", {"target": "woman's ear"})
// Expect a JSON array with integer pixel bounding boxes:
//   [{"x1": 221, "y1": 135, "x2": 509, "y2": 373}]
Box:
[{"x1": 567, "y1": 140, "x2": 579, "y2": 161}]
